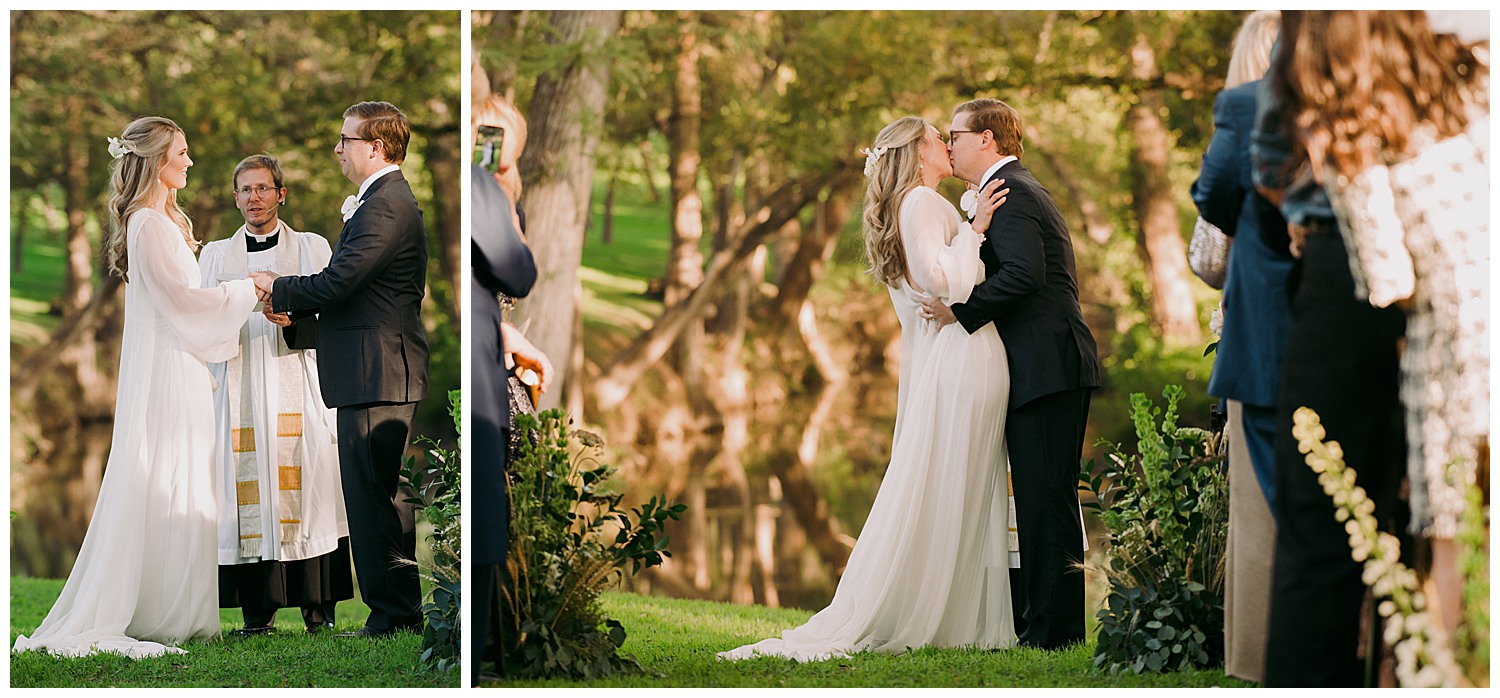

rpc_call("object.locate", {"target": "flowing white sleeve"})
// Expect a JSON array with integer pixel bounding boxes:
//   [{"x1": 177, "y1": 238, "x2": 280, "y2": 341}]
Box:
[
  {"x1": 899, "y1": 187, "x2": 984, "y2": 305},
  {"x1": 130, "y1": 213, "x2": 258, "y2": 363},
  {"x1": 198, "y1": 241, "x2": 224, "y2": 289}
]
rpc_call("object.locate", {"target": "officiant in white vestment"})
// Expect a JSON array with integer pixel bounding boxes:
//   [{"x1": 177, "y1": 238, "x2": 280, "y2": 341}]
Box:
[{"x1": 201, "y1": 154, "x2": 353, "y2": 635}]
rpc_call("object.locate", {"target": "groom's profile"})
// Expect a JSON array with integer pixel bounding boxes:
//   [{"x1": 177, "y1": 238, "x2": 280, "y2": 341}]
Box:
[
  {"x1": 251, "y1": 100, "x2": 430, "y2": 637},
  {"x1": 922, "y1": 98, "x2": 1102, "y2": 649}
]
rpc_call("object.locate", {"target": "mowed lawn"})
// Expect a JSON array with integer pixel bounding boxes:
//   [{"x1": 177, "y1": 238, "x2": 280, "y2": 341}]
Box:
[
  {"x1": 481, "y1": 591, "x2": 1252, "y2": 688},
  {"x1": 9, "y1": 576, "x2": 454, "y2": 688}
]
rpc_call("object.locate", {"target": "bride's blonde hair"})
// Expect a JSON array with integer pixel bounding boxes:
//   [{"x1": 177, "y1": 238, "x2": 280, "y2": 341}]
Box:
[
  {"x1": 104, "y1": 116, "x2": 194, "y2": 281},
  {"x1": 862, "y1": 116, "x2": 928, "y2": 288}
]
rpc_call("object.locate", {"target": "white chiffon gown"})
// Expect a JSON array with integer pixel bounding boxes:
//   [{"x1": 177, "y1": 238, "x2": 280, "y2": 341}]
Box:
[
  {"x1": 720, "y1": 186, "x2": 1017, "y2": 661},
  {"x1": 13, "y1": 209, "x2": 259, "y2": 658}
]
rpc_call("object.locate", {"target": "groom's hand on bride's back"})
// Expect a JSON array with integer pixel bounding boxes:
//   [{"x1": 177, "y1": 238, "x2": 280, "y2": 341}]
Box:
[{"x1": 918, "y1": 295, "x2": 958, "y2": 327}]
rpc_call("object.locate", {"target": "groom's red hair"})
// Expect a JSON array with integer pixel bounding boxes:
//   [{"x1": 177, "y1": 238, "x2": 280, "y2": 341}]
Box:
[{"x1": 954, "y1": 99, "x2": 1024, "y2": 158}]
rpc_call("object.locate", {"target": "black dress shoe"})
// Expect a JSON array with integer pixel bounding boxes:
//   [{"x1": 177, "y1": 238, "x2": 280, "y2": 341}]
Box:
[
  {"x1": 306, "y1": 621, "x2": 335, "y2": 634},
  {"x1": 233, "y1": 624, "x2": 275, "y2": 637}
]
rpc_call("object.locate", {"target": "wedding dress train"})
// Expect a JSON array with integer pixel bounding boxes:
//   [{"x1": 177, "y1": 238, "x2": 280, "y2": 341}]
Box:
[
  {"x1": 14, "y1": 209, "x2": 258, "y2": 658},
  {"x1": 720, "y1": 186, "x2": 1017, "y2": 661}
]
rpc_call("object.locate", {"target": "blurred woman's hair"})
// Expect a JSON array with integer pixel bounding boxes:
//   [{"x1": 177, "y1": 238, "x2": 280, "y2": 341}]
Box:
[
  {"x1": 1226, "y1": 10, "x2": 1281, "y2": 88},
  {"x1": 1290, "y1": 9, "x2": 1488, "y2": 181},
  {"x1": 473, "y1": 96, "x2": 529, "y2": 203}
]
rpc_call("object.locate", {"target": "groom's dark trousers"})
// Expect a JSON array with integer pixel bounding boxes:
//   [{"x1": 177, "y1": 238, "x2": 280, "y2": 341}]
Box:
[
  {"x1": 274, "y1": 169, "x2": 430, "y2": 633},
  {"x1": 1006, "y1": 388, "x2": 1091, "y2": 647},
  {"x1": 950, "y1": 159, "x2": 1101, "y2": 649}
]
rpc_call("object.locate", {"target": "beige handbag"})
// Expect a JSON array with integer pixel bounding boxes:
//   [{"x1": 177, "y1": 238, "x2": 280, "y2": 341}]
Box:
[{"x1": 1188, "y1": 216, "x2": 1233, "y2": 290}]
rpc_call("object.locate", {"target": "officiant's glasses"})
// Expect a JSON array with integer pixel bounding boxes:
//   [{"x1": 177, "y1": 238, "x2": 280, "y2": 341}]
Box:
[{"x1": 234, "y1": 185, "x2": 281, "y2": 199}]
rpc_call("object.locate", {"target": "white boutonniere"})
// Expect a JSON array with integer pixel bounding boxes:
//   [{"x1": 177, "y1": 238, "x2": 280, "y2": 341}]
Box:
[
  {"x1": 341, "y1": 195, "x2": 362, "y2": 222},
  {"x1": 960, "y1": 189, "x2": 979, "y2": 219}
]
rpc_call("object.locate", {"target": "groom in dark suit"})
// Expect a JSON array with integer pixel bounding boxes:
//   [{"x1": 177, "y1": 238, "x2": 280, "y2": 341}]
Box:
[
  {"x1": 252, "y1": 101, "x2": 429, "y2": 637},
  {"x1": 922, "y1": 98, "x2": 1102, "y2": 649}
]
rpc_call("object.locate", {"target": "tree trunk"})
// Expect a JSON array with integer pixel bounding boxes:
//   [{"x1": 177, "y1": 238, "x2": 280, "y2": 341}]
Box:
[
  {"x1": 602, "y1": 162, "x2": 618, "y2": 245},
  {"x1": 424, "y1": 126, "x2": 463, "y2": 321},
  {"x1": 57, "y1": 104, "x2": 110, "y2": 416},
  {"x1": 592, "y1": 171, "x2": 845, "y2": 410},
  {"x1": 12, "y1": 194, "x2": 26, "y2": 273},
  {"x1": 665, "y1": 10, "x2": 708, "y2": 401},
  {"x1": 639, "y1": 140, "x2": 663, "y2": 205},
  {"x1": 1126, "y1": 33, "x2": 1202, "y2": 345},
  {"x1": 514, "y1": 9, "x2": 623, "y2": 410}
]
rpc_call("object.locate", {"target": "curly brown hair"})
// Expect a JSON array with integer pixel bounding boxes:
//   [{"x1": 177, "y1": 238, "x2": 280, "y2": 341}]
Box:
[{"x1": 1289, "y1": 10, "x2": 1487, "y2": 182}]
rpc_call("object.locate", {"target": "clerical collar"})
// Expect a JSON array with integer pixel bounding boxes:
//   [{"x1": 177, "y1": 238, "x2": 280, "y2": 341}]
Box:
[{"x1": 246, "y1": 227, "x2": 281, "y2": 253}]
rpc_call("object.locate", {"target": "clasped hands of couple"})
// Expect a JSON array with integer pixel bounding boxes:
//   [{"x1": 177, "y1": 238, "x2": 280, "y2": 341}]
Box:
[{"x1": 247, "y1": 271, "x2": 291, "y2": 328}]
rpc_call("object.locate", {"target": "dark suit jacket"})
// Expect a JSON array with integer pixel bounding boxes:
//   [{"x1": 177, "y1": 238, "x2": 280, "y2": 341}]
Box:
[
  {"x1": 471, "y1": 165, "x2": 535, "y2": 565},
  {"x1": 271, "y1": 170, "x2": 429, "y2": 408},
  {"x1": 1192, "y1": 81, "x2": 1294, "y2": 409},
  {"x1": 950, "y1": 160, "x2": 1102, "y2": 409}
]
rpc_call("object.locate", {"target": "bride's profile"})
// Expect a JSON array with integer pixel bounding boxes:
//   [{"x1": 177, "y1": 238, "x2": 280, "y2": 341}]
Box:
[
  {"x1": 13, "y1": 116, "x2": 259, "y2": 658},
  {"x1": 720, "y1": 116, "x2": 1017, "y2": 661}
]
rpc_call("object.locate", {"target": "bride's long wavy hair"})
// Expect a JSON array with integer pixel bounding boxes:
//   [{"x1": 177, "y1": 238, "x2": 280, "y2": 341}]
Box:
[
  {"x1": 862, "y1": 116, "x2": 928, "y2": 288},
  {"x1": 104, "y1": 116, "x2": 195, "y2": 281},
  {"x1": 1289, "y1": 10, "x2": 1487, "y2": 182}
]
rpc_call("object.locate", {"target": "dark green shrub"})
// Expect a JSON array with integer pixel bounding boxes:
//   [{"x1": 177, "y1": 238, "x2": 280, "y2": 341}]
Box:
[
  {"x1": 400, "y1": 389, "x2": 462, "y2": 673},
  {"x1": 1080, "y1": 385, "x2": 1228, "y2": 675},
  {"x1": 500, "y1": 408, "x2": 685, "y2": 679}
]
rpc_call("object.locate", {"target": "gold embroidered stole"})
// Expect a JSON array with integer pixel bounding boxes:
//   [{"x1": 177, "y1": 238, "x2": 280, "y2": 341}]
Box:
[{"x1": 223, "y1": 222, "x2": 307, "y2": 559}]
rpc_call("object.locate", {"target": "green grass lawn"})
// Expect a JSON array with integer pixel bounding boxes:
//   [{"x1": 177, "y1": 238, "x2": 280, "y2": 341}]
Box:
[
  {"x1": 9, "y1": 576, "x2": 455, "y2": 688},
  {"x1": 10, "y1": 234, "x2": 70, "y2": 346},
  {"x1": 483, "y1": 591, "x2": 1254, "y2": 688}
]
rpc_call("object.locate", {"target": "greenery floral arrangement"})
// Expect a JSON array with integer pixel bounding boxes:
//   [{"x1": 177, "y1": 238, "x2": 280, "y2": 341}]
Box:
[
  {"x1": 499, "y1": 408, "x2": 685, "y2": 679},
  {"x1": 400, "y1": 390, "x2": 463, "y2": 673},
  {"x1": 1080, "y1": 384, "x2": 1229, "y2": 675},
  {"x1": 1292, "y1": 407, "x2": 1488, "y2": 687}
]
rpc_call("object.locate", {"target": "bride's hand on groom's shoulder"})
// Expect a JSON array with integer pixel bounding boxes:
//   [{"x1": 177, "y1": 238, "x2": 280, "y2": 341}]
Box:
[{"x1": 970, "y1": 179, "x2": 1009, "y2": 234}]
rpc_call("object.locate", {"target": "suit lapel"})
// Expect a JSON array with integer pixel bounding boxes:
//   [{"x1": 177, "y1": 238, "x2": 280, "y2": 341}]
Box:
[{"x1": 338, "y1": 170, "x2": 404, "y2": 245}]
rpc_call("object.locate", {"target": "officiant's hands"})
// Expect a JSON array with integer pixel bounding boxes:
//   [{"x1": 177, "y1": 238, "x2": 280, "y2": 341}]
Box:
[{"x1": 918, "y1": 294, "x2": 958, "y2": 327}]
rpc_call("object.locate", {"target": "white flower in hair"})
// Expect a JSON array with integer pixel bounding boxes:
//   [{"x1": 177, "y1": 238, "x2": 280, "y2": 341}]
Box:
[
  {"x1": 107, "y1": 137, "x2": 131, "y2": 160},
  {"x1": 861, "y1": 146, "x2": 888, "y2": 177}
]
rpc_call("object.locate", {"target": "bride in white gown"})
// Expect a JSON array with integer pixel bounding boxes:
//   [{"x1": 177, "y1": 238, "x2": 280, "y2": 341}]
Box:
[
  {"x1": 13, "y1": 117, "x2": 259, "y2": 658},
  {"x1": 721, "y1": 116, "x2": 1016, "y2": 661}
]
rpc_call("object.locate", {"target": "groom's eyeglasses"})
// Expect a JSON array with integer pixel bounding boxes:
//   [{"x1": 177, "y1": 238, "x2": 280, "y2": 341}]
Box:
[
  {"x1": 338, "y1": 134, "x2": 377, "y2": 149},
  {"x1": 946, "y1": 130, "x2": 981, "y2": 146}
]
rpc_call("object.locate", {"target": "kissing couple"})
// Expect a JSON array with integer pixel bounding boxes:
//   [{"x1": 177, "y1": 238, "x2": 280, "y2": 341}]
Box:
[
  {"x1": 722, "y1": 98, "x2": 1102, "y2": 661},
  {"x1": 15, "y1": 101, "x2": 430, "y2": 658}
]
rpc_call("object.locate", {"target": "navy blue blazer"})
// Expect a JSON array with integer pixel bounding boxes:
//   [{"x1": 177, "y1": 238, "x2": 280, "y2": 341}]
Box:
[
  {"x1": 470, "y1": 165, "x2": 535, "y2": 566},
  {"x1": 1191, "y1": 80, "x2": 1294, "y2": 409},
  {"x1": 950, "y1": 160, "x2": 1102, "y2": 408}
]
